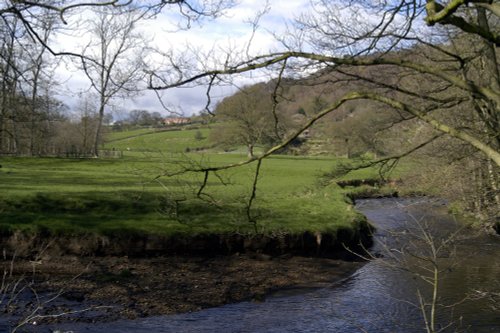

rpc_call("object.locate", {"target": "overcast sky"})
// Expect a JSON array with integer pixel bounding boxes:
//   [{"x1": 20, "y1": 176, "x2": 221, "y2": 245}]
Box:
[{"x1": 54, "y1": 0, "x2": 310, "y2": 119}]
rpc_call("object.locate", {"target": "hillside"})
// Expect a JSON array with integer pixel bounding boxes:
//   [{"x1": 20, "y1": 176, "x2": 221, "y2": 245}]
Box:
[
  {"x1": 104, "y1": 127, "x2": 213, "y2": 153},
  {"x1": 207, "y1": 64, "x2": 423, "y2": 159}
]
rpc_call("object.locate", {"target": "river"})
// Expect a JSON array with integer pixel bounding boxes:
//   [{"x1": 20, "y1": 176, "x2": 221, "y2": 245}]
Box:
[{"x1": 16, "y1": 197, "x2": 500, "y2": 332}]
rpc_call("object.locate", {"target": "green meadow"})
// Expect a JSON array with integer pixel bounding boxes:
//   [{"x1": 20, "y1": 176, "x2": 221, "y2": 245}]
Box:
[
  {"x1": 0, "y1": 127, "x2": 386, "y2": 237},
  {"x1": 104, "y1": 127, "x2": 213, "y2": 153}
]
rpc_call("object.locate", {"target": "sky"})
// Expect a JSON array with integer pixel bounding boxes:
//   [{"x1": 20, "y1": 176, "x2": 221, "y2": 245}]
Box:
[
  {"x1": 51, "y1": 0, "x2": 426, "y2": 119},
  {"x1": 54, "y1": 0, "x2": 311, "y2": 118}
]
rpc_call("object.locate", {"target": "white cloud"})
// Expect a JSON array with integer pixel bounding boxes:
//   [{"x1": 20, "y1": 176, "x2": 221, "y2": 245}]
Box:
[{"x1": 50, "y1": 1, "x2": 311, "y2": 117}]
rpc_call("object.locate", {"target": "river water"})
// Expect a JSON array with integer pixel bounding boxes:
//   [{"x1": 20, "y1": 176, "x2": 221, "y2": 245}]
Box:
[{"x1": 14, "y1": 198, "x2": 500, "y2": 332}]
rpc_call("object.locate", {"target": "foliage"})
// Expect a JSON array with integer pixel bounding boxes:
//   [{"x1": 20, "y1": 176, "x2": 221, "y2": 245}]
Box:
[
  {"x1": 194, "y1": 130, "x2": 204, "y2": 141},
  {"x1": 117, "y1": 109, "x2": 165, "y2": 128}
]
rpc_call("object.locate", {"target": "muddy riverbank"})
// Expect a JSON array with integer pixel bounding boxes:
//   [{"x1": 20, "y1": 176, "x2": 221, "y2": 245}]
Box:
[
  {"x1": 0, "y1": 219, "x2": 372, "y2": 257},
  {"x1": 0, "y1": 254, "x2": 364, "y2": 327},
  {"x1": 0, "y1": 213, "x2": 373, "y2": 330}
]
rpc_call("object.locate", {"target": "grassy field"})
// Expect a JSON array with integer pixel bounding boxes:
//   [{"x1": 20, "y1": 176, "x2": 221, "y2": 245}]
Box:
[
  {"x1": 0, "y1": 125, "x2": 402, "y2": 238},
  {"x1": 104, "y1": 127, "x2": 213, "y2": 153},
  {"x1": 0, "y1": 151, "x2": 379, "y2": 237}
]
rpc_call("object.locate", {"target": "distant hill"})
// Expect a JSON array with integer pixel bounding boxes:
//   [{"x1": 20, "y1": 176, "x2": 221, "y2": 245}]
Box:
[{"x1": 210, "y1": 61, "x2": 418, "y2": 158}]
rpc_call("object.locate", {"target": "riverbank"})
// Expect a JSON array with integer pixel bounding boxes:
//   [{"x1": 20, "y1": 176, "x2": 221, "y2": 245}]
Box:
[
  {"x1": 0, "y1": 154, "x2": 377, "y2": 259},
  {"x1": 0, "y1": 254, "x2": 364, "y2": 326},
  {"x1": 0, "y1": 219, "x2": 372, "y2": 328},
  {"x1": 0, "y1": 215, "x2": 373, "y2": 258},
  {"x1": 3, "y1": 197, "x2": 498, "y2": 333}
]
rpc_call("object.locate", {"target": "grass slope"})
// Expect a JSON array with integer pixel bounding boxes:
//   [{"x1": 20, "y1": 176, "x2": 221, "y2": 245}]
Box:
[{"x1": 104, "y1": 127, "x2": 212, "y2": 153}]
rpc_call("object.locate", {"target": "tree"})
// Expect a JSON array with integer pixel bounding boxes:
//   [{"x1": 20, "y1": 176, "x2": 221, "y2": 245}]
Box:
[
  {"x1": 0, "y1": 12, "x2": 25, "y2": 154},
  {"x1": 24, "y1": 6, "x2": 59, "y2": 156},
  {"x1": 212, "y1": 83, "x2": 286, "y2": 157},
  {"x1": 75, "y1": 93, "x2": 99, "y2": 154},
  {"x1": 194, "y1": 130, "x2": 204, "y2": 141},
  {"x1": 80, "y1": 6, "x2": 146, "y2": 157},
  {"x1": 127, "y1": 109, "x2": 164, "y2": 127},
  {"x1": 0, "y1": 1, "x2": 232, "y2": 54},
  {"x1": 148, "y1": 0, "x2": 499, "y2": 224},
  {"x1": 0, "y1": 3, "x2": 63, "y2": 156}
]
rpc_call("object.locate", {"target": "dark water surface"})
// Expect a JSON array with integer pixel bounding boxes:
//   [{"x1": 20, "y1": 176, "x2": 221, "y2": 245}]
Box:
[{"x1": 16, "y1": 198, "x2": 500, "y2": 332}]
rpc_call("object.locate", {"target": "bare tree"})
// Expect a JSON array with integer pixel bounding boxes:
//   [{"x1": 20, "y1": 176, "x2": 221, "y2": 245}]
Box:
[
  {"x1": 0, "y1": 13, "x2": 25, "y2": 154},
  {"x1": 349, "y1": 206, "x2": 470, "y2": 333},
  {"x1": 0, "y1": 1, "x2": 234, "y2": 65},
  {"x1": 24, "y1": 5, "x2": 60, "y2": 156},
  {"x1": 212, "y1": 83, "x2": 287, "y2": 157},
  {"x1": 79, "y1": 7, "x2": 146, "y2": 157},
  {"x1": 75, "y1": 92, "x2": 100, "y2": 155},
  {"x1": 149, "y1": 1, "x2": 499, "y2": 161},
  {"x1": 0, "y1": 0, "x2": 234, "y2": 156}
]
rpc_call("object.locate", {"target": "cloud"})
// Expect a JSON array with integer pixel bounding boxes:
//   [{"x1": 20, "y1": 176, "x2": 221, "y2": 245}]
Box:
[{"x1": 51, "y1": 1, "x2": 311, "y2": 117}]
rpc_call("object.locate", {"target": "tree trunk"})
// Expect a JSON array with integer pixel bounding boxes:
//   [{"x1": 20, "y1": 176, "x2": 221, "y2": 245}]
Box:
[
  {"x1": 92, "y1": 103, "x2": 105, "y2": 157},
  {"x1": 247, "y1": 143, "x2": 254, "y2": 158}
]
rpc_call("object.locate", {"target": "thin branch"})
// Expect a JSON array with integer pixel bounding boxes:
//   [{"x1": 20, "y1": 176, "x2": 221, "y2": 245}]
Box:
[
  {"x1": 246, "y1": 158, "x2": 262, "y2": 233},
  {"x1": 270, "y1": 59, "x2": 287, "y2": 139},
  {"x1": 197, "y1": 170, "x2": 209, "y2": 198}
]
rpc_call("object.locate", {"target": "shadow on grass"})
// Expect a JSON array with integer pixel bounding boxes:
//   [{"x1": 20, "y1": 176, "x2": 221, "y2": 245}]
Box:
[{"x1": 0, "y1": 191, "x2": 261, "y2": 236}]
